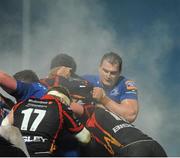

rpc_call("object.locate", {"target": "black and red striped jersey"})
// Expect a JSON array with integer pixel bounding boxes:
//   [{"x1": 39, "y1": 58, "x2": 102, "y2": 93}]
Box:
[
  {"x1": 13, "y1": 95, "x2": 84, "y2": 157},
  {"x1": 82, "y1": 106, "x2": 152, "y2": 156}
]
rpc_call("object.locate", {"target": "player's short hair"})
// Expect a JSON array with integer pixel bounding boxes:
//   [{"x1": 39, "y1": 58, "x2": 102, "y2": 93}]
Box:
[
  {"x1": 13, "y1": 70, "x2": 39, "y2": 83},
  {"x1": 100, "y1": 52, "x2": 122, "y2": 72},
  {"x1": 50, "y1": 54, "x2": 77, "y2": 74}
]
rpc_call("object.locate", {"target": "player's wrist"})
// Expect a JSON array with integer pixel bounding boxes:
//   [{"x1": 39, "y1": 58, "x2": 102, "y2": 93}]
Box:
[{"x1": 100, "y1": 94, "x2": 110, "y2": 105}]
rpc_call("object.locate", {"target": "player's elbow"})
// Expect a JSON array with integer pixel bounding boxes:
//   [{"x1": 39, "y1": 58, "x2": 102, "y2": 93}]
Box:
[
  {"x1": 75, "y1": 127, "x2": 91, "y2": 144},
  {"x1": 124, "y1": 108, "x2": 138, "y2": 123},
  {"x1": 121, "y1": 100, "x2": 139, "y2": 123},
  {"x1": 125, "y1": 112, "x2": 137, "y2": 123}
]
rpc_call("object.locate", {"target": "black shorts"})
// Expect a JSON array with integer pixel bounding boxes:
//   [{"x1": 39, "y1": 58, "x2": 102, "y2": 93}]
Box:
[{"x1": 118, "y1": 139, "x2": 167, "y2": 157}]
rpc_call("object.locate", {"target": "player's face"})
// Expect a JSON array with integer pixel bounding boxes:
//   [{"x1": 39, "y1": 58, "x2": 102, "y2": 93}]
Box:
[{"x1": 99, "y1": 60, "x2": 120, "y2": 88}]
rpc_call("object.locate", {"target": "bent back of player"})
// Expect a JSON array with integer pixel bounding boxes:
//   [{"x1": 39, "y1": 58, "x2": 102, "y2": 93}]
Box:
[
  {"x1": 81, "y1": 105, "x2": 167, "y2": 157},
  {"x1": 2, "y1": 86, "x2": 91, "y2": 157}
]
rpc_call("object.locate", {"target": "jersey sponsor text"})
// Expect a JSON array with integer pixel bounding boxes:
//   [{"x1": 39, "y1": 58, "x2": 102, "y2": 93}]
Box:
[
  {"x1": 113, "y1": 123, "x2": 134, "y2": 133},
  {"x1": 23, "y1": 136, "x2": 48, "y2": 143}
]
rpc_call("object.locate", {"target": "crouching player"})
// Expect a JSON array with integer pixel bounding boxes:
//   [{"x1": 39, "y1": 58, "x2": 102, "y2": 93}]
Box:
[
  {"x1": 2, "y1": 86, "x2": 91, "y2": 157},
  {"x1": 72, "y1": 103, "x2": 167, "y2": 157}
]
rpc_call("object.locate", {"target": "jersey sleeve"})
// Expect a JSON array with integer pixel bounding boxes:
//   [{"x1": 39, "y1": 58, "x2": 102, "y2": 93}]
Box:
[
  {"x1": 11, "y1": 81, "x2": 47, "y2": 102},
  {"x1": 120, "y1": 79, "x2": 138, "y2": 101},
  {"x1": 62, "y1": 104, "x2": 84, "y2": 134},
  {"x1": 11, "y1": 81, "x2": 32, "y2": 102}
]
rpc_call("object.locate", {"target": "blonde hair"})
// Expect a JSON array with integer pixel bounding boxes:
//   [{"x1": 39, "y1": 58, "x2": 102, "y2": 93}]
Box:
[{"x1": 48, "y1": 67, "x2": 60, "y2": 78}]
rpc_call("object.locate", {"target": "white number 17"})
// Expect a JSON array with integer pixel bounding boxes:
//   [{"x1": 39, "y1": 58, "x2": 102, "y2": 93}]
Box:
[{"x1": 21, "y1": 108, "x2": 46, "y2": 131}]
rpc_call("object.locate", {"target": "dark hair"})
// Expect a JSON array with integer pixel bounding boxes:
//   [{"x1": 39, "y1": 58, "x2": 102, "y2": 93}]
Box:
[
  {"x1": 47, "y1": 86, "x2": 71, "y2": 101},
  {"x1": 100, "y1": 52, "x2": 122, "y2": 72},
  {"x1": 50, "y1": 54, "x2": 77, "y2": 74},
  {"x1": 13, "y1": 70, "x2": 39, "y2": 83}
]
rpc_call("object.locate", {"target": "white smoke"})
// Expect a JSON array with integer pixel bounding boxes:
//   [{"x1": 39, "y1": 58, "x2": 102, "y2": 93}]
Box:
[
  {"x1": 0, "y1": 0, "x2": 179, "y2": 156},
  {"x1": 28, "y1": 2, "x2": 179, "y2": 155},
  {"x1": 121, "y1": 22, "x2": 175, "y2": 155},
  {"x1": 26, "y1": 0, "x2": 118, "y2": 77}
]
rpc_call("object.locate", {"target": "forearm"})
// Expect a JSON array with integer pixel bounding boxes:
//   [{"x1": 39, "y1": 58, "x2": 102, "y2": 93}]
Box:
[
  {"x1": 0, "y1": 71, "x2": 17, "y2": 93},
  {"x1": 1, "y1": 110, "x2": 13, "y2": 126},
  {"x1": 70, "y1": 102, "x2": 84, "y2": 116},
  {"x1": 100, "y1": 96, "x2": 139, "y2": 123}
]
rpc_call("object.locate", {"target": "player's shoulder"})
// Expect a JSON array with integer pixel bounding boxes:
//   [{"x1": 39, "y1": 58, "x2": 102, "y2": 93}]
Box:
[
  {"x1": 117, "y1": 76, "x2": 136, "y2": 84},
  {"x1": 120, "y1": 76, "x2": 137, "y2": 90},
  {"x1": 115, "y1": 76, "x2": 137, "y2": 88},
  {"x1": 32, "y1": 82, "x2": 47, "y2": 91}
]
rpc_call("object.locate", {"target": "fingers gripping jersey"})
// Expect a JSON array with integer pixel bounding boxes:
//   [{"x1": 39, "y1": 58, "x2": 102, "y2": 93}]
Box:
[{"x1": 13, "y1": 95, "x2": 84, "y2": 156}]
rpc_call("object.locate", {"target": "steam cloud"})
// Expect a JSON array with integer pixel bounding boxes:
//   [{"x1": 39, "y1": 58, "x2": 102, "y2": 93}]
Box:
[{"x1": 0, "y1": 0, "x2": 179, "y2": 156}]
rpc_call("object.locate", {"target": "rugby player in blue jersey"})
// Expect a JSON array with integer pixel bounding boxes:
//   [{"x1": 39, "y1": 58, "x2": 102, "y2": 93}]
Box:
[{"x1": 83, "y1": 52, "x2": 139, "y2": 123}]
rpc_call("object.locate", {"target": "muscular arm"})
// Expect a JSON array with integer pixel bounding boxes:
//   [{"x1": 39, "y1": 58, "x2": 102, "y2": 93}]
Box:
[
  {"x1": 0, "y1": 71, "x2": 17, "y2": 93},
  {"x1": 93, "y1": 87, "x2": 139, "y2": 123},
  {"x1": 70, "y1": 102, "x2": 84, "y2": 116},
  {"x1": 101, "y1": 97, "x2": 138, "y2": 123}
]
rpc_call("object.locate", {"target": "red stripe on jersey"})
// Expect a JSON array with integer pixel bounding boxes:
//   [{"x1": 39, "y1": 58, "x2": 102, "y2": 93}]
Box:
[
  {"x1": 13, "y1": 101, "x2": 24, "y2": 112},
  {"x1": 83, "y1": 104, "x2": 95, "y2": 118},
  {"x1": 86, "y1": 112, "x2": 123, "y2": 155},
  {"x1": 90, "y1": 113, "x2": 107, "y2": 133},
  {"x1": 53, "y1": 98, "x2": 63, "y2": 140},
  {"x1": 69, "y1": 124, "x2": 84, "y2": 132},
  {"x1": 49, "y1": 97, "x2": 63, "y2": 153},
  {"x1": 62, "y1": 110, "x2": 84, "y2": 132}
]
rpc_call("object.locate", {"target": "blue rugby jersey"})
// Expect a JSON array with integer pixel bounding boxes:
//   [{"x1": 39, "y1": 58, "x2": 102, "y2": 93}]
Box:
[
  {"x1": 82, "y1": 75, "x2": 138, "y2": 102},
  {"x1": 11, "y1": 81, "x2": 47, "y2": 102}
]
